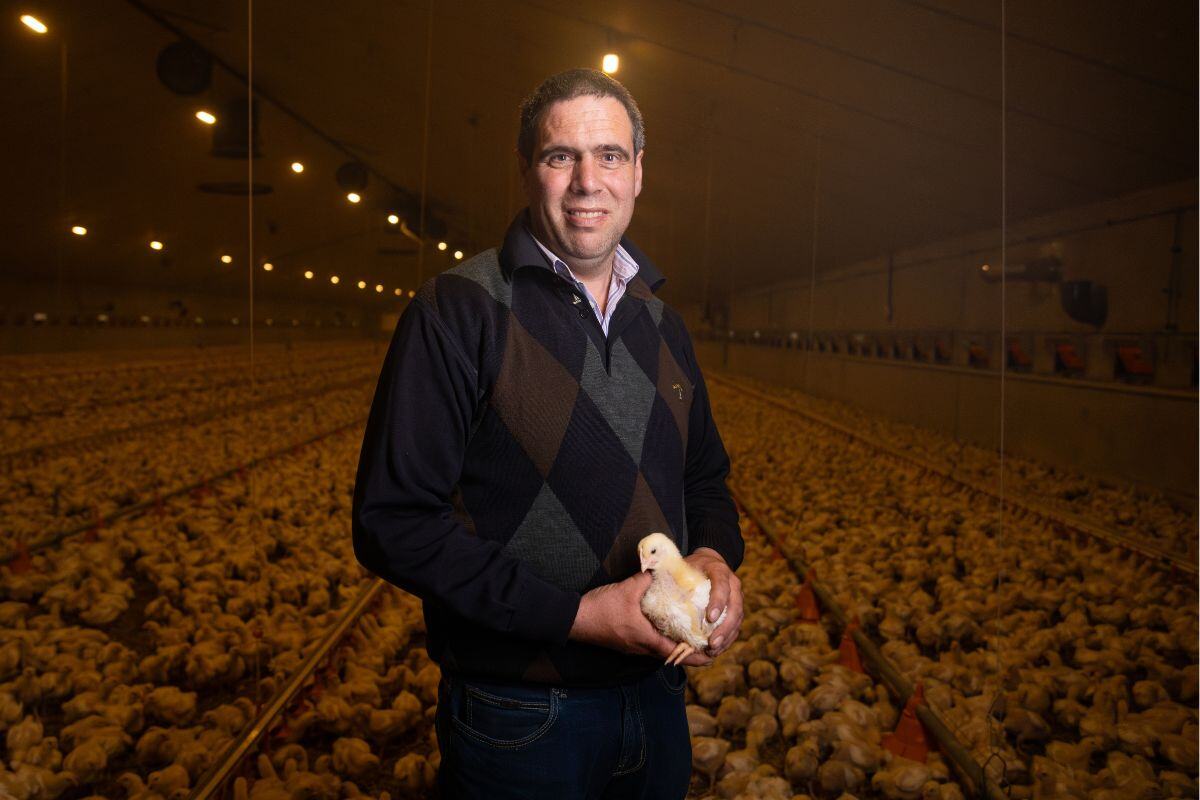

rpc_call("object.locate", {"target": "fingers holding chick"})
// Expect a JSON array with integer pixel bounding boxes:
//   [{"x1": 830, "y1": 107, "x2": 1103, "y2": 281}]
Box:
[
  {"x1": 683, "y1": 547, "x2": 746, "y2": 658},
  {"x1": 708, "y1": 572, "x2": 745, "y2": 658}
]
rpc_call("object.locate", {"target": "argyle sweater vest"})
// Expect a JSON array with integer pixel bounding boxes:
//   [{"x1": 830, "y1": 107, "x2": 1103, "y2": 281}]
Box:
[{"x1": 418, "y1": 250, "x2": 696, "y2": 685}]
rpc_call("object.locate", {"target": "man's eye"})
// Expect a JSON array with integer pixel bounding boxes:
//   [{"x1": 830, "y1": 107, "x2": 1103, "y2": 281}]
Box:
[
  {"x1": 547, "y1": 153, "x2": 573, "y2": 165},
  {"x1": 600, "y1": 152, "x2": 622, "y2": 164}
]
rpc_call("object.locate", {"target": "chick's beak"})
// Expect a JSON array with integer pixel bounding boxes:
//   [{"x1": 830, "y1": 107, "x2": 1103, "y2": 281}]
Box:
[{"x1": 639, "y1": 550, "x2": 653, "y2": 572}]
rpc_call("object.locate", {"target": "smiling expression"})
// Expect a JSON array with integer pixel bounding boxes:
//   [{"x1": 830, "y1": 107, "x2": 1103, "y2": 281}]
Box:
[{"x1": 521, "y1": 94, "x2": 644, "y2": 278}]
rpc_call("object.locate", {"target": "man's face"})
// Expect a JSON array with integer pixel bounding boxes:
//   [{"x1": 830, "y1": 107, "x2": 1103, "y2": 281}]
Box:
[{"x1": 521, "y1": 94, "x2": 643, "y2": 275}]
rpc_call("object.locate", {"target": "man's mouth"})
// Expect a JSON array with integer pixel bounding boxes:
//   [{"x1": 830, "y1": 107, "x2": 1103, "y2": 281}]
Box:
[{"x1": 564, "y1": 208, "x2": 608, "y2": 224}]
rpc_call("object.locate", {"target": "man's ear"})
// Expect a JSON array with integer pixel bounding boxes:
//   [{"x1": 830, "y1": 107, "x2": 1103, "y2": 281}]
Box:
[{"x1": 633, "y1": 148, "x2": 644, "y2": 198}]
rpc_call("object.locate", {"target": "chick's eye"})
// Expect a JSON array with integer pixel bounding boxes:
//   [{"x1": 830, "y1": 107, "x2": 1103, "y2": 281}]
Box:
[{"x1": 650, "y1": 548, "x2": 656, "y2": 554}]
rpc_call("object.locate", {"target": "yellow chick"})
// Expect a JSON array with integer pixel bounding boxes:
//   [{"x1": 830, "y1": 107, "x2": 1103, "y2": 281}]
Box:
[{"x1": 637, "y1": 532, "x2": 727, "y2": 665}]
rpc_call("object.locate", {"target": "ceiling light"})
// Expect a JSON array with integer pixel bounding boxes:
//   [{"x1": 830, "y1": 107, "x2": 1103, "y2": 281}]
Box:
[
  {"x1": 357, "y1": 280, "x2": 366, "y2": 289},
  {"x1": 221, "y1": 254, "x2": 233, "y2": 264},
  {"x1": 150, "y1": 240, "x2": 164, "y2": 251},
  {"x1": 195, "y1": 110, "x2": 216, "y2": 125},
  {"x1": 453, "y1": 250, "x2": 464, "y2": 260},
  {"x1": 140, "y1": 315, "x2": 151, "y2": 324},
  {"x1": 330, "y1": 275, "x2": 340, "y2": 284},
  {"x1": 394, "y1": 288, "x2": 401, "y2": 296},
  {"x1": 375, "y1": 284, "x2": 383, "y2": 293},
  {"x1": 437, "y1": 241, "x2": 447, "y2": 251},
  {"x1": 20, "y1": 15, "x2": 47, "y2": 34},
  {"x1": 387, "y1": 214, "x2": 399, "y2": 225},
  {"x1": 602, "y1": 53, "x2": 619, "y2": 74},
  {"x1": 981, "y1": 264, "x2": 990, "y2": 272},
  {"x1": 304, "y1": 270, "x2": 314, "y2": 280},
  {"x1": 291, "y1": 161, "x2": 304, "y2": 173},
  {"x1": 262, "y1": 262, "x2": 273, "y2": 272},
  {"x1": 407, "y1": 290, "x2": 415, "y2": 298},
  {"x1": 71, "y1": 225, "x2": 87, "y2": 236},
  {"x1": 346, "y1": 192, "x2": 361, "y2": 204}
]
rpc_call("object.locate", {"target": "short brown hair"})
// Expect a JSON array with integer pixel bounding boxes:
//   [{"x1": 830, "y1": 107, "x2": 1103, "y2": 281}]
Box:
[{"x1": 517, "y1": 68, "x2": 645, "y2": 163}]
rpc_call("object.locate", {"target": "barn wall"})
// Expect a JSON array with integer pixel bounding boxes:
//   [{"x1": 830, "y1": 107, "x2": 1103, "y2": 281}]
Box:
[
  {"x1": 727, "y1": 180, "x2": 1197, "y2": 335},
  {"x1": 693, "y1": 180, "x2": 1198, "y2": 501},
  {"x1": 696, "y1": 334, "x2": 1197, "y2": 501},
  {"x1": 0, "y1": 276, "x2": 385, "y2": 353}
]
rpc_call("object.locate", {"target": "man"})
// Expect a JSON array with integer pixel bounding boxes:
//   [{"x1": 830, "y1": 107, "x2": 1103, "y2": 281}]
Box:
[{"x1": 352, "y1": 68, "x2": 743, "y2": 799}]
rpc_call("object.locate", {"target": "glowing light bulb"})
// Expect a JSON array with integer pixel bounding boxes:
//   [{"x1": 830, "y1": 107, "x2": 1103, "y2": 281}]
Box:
[
  {"x1": 195, "y1": 110, "x2": 216, "y2": 125},
  {"x1": 437, "y1": 241, "x2": 447, "y2": 251},
  {"x1": 387, "y1": 214, "x2": 399, "y2": 225},
  {"x1": 304, "y1": 270, "x2": 314, "y2": 279},
  {"x1": 291, "y1": 161, "x2": 304, "y2": 173},
  {"x1": 71, "y1": 225, "x2": 87, "y2": 236},
  {"x1": 21, "y1": 14, "x2": 47, "y2": 33},
  {"x1": 221, "y1": 254, "x2": 233, "y2": 264},
  {"x1": 346, "y1": 192, "x2": 361, "y2": 204},
  {"x1": 262, "y1": 262, "x2": 273, "y2": 272},
  {"x1": 407, "y1": 290, "x2": 415, "y2": 298},
  {"x1": 357, "y1": 280, "x2": 366, "y2": 289},
  {"x1": 394, "y1": 288, "x2": 401, "y2": 296},
  {"x1": 453, "y1": 250, "x2": 464, "y2": 260},
  {"x1": 330, "y1": 275, "x2": 340, "y2": 284},
  {"x1": 150, "y1": 240, "x2": 164, "y2": 251},
  {"x1": 602, "y1": 53, "x2": 619, "y2": 74}
]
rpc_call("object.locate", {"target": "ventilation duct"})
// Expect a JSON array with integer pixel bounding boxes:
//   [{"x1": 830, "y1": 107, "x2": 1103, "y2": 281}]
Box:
[
  {"x1": 211, "y1": 98, "x2": 262, "y2": 159},
  {"x1": 1060, "y1": 280, "x2": 1108, "y2": 327},
  {"x1": 336, "y1": 162, "x2": 369, "y2": 191},
  {"x1": 156, "y1": 41, "x2": 212, "y2": 95}
]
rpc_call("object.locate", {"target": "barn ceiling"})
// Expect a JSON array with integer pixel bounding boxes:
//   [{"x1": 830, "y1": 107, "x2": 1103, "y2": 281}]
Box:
[{"x1": 3, "y1": 0, "x2": 1196, "y2": 312}]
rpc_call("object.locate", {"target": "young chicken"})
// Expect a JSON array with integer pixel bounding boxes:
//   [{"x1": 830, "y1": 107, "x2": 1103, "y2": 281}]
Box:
[{"x1": 638, "y1": 533, "x2": 727, "y2": 666}]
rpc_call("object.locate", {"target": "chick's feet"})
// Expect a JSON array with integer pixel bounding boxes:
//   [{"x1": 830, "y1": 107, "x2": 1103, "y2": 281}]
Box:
[{"x1": 665, "y1": 642, "x2": 694, "y2": 666}]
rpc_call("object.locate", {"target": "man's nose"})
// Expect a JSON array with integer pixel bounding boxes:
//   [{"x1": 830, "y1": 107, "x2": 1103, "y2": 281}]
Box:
[{"x1": 570, "y1": 156, "x2": 601, "y2": 193}]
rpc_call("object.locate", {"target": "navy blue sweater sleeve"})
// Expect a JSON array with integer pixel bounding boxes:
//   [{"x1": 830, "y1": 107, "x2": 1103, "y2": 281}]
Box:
[
  {"x1": 352, "y1": 298, "x2": 581, "y2": 644},
  {"x1": 677, "y1": 325, "x2": 744, "y2": 571}
]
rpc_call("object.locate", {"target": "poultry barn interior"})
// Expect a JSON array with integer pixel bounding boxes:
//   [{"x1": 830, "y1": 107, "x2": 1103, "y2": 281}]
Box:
[{"x1": 1, "y1": 1, "x2": 1197, "y2": 799}]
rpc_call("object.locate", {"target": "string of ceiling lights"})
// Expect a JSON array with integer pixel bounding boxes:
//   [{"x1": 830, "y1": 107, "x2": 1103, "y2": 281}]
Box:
[
  {"x1": 23, "y1": 11, "x2": 622, "y2": 302},
  {"x1": 19, "y1": 10, "x2": 517, "y2": 303}
]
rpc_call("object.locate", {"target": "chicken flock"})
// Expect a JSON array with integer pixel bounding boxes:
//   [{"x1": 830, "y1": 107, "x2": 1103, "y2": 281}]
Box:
[
  {"x1": 0, "y1": 344, "x2": 379, "y2": 456},
  {"x1": 1, "y1": 343, "x2": 381, "y2": 550},
  {"x1": 715, "y1": 375, "x2": 1196, "y2": 562},
  {"x1": 708, "y1": 379, "x2": 1198, "y2": 799},
  {"x1": 0, "y1": 345, "x2": 1195, "y2": 800}
]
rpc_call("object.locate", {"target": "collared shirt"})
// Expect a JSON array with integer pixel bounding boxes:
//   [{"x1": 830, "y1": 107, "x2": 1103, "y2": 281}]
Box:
[{"x1": 530, "y1": 235, "x2": 639, "y2": 336}]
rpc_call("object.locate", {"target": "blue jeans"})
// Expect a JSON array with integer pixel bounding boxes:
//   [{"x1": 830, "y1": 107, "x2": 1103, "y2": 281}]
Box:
[{"x1": 435, "y1": 664, "x2": 692, "y2": 799}]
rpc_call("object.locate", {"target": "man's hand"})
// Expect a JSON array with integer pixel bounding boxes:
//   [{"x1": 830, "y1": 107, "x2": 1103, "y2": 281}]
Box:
[
  {"x1": 684, "y1": 547, "x2": 743, "y2": 658},
  {"x1": 569, "y1": 571, "x2": 713, "y2": 667}
]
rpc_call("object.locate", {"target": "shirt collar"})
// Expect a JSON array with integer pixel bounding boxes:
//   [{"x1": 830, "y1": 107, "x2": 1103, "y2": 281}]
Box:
[
  {"x1": 498, "y1": 209, "x2": 665, "y2": 293},
  {"x1": 530, "y1": 236, "x2": 639, "y2": 287}
]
